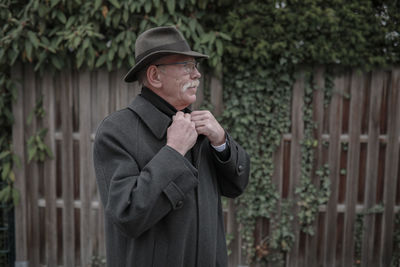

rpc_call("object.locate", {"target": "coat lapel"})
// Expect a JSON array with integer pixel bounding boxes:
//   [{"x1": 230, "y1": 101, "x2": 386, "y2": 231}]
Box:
[{"x1": 127, "y1": 96, "x2": 171, "y2": 140}]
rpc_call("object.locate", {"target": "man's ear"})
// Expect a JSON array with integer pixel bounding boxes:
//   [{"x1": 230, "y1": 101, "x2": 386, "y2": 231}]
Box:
[{"x1": 146, "y1": 65, "x2": 162, "y2": 88}]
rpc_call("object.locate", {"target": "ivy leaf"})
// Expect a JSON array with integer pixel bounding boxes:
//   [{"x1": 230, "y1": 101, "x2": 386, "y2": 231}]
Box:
[
  {"x1": 0, "y1": 186, "x2": 11, "y2": 203},
  {"x1": 51, "y1": 55, "x2": 63, "y2": 70},
  {"x1": 109, "y1": 0, "x2": 121, "y2": 9},
  {"x1": 144, "y1": 1, "x2": 152, "y2": 13},
  {"x1": 218, "y1": 32, "x2": 231, "y2": 41},
  {"x1": 57, "y1": 11, "x2": 67, "y2": 24},
  {"x1": 1, "y1": 162, "x2": 10, "y2": 180},
  {"x1": 27, "y1": 31, "x2": 40, "y2": 49},
  {"x1": 216, "y1": 39, "x2": 223, "y2": 56},
  {"x1": 51, "y1": 0, "x2": 61, "y2": 8},
  {"x1": 166, "y1": 0, "x2": 175, "y2": 14},
  {"x1": 0, "y1": 151, "x2": 10, "y2": 160},
  {"x1": 95, "y1": 54, "x2": 107, "y2": 68},
  {"x1": 94, "y1": 0, "x2": 102, "y2": 10}
]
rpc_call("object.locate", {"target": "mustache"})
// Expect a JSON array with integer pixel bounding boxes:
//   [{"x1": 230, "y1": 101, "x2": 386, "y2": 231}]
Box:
[{"x1": 182, "y1": 80, "x2": 200, "y2": 92}]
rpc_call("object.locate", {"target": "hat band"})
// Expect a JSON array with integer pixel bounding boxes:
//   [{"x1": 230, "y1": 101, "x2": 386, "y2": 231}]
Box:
[{"x1": 135, "y1": 40, "x2": 191, "y2": 62}]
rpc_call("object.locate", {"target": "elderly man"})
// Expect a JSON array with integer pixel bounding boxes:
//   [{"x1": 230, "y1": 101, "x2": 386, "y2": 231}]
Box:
[{"x1": 93, "y1": 26, "x2": 250, "y2": 267}]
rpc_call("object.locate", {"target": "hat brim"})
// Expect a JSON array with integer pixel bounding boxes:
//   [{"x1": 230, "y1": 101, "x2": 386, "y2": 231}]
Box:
[{"x1": 124, "y1": 50, "x2": 209, "y2": 83}]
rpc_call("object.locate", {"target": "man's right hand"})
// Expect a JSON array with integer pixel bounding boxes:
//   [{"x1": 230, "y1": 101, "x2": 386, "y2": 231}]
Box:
[{"x1": 167, "y1": 111, "x2": 198, "y2": 156}]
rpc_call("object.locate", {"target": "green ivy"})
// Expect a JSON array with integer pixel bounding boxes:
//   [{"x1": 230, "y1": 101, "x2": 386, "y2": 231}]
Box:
[{"x1": 219, "y1": 0, "x2": 400, "y2": 263}]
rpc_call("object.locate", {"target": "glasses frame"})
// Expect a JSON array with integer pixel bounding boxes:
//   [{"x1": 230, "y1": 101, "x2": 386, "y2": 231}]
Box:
[{"x1": 154, "y1": 61, "x2": 200, "y2": 75}]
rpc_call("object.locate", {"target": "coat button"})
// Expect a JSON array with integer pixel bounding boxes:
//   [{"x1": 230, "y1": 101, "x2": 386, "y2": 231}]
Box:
[
  {"x1": 238, "y1": 165, "x2": 243, "y2": 171},
  {"x1": 175, "y1": 200, "x2": 184, "y2": 209}
]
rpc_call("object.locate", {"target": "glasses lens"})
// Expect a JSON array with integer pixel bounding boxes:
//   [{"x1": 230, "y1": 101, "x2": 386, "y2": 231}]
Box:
[{"x1": 184, "y1": 62, "x2": 198, "y2": 73}]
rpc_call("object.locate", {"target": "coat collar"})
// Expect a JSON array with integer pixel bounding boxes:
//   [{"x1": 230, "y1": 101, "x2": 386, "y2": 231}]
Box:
[{"x1": 127, "y1": 96, "x2": 171, "y2": 140}]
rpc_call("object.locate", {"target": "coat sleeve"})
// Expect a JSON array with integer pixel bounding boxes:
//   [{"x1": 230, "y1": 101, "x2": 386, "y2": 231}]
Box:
[
  {"x1": 211, "y1": 133, "x2": 250, "y2": 198},
  {"x1": 93, "y1": 118, "x2": 198, "y2": 239}
]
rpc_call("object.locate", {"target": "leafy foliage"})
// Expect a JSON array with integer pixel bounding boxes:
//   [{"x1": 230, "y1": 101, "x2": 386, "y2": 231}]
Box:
[{"x1": 219, "y1": 0, "x2": 400, "y2": 263}]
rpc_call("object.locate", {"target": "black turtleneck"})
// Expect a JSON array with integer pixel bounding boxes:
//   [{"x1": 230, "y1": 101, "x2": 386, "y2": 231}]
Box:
[
  {"x1": 140, "y1": 86, "x2": 230, "y2": 161},
  {"x1": 140, "y1": 86, "x2": 191, "y2": 118}
]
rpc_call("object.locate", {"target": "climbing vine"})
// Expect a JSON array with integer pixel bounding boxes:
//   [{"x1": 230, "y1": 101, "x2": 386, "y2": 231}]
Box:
[{"x1": 219, "y1": 0, "x2": 400, "y2": 264}]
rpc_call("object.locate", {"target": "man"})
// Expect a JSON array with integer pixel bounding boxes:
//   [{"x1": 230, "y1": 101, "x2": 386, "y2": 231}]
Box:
[{"x1": 93, "y1": 26, "x2": 250, "y2": 267}]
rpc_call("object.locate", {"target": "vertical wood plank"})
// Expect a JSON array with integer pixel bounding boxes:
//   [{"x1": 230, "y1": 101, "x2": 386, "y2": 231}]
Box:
[
  {"x1": 227, "y1": 199, "x2": 239, "y2": 267},
  {"x1": 60, "y1": 70, "x2": 75, "y2": 266},
  {"x1": 380, "y1": 69, "x2": 400, "y2": 267},
  {"x1": 342, "y1": 71, "x2": 365, "y2": 267},
  {"x1": 42, "y1": 71, "x2": 58, "y2": 266},
  {"x1": 323, "y1": 74, "x2": 344, "y2": 267},
  {"x1": 287, "y1": 71, "x2": 304, "y2": 267},
  {"x1": 24, "y1": 65, "x2": 40, "y2": 267},
  {"x1": 79, "y1": 70, "x2": 93, "y2": 267},
  {"x1": 361, "y1": 71, "x2": 384, "y2": 267},
  {"x1": 210, "y1": 75, "x2": 223, "y2": 116},
  {"x1": 12, "y1": 63, "x2": 29, "y2": 264},
  {"x1": 115, "y1": 69, "x2": 130, "y2": 110},
  {"x1": 94, "y1": 68, "x2": 110, "y2": 257},
  {"x1": 305, "y1": 66, "x2": 325, "y2": 267}
]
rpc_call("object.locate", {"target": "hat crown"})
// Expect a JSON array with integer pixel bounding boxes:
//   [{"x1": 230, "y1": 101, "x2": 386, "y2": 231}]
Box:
[{"x1": 135, "y1": 26, "x2": 190, "y2": 62}]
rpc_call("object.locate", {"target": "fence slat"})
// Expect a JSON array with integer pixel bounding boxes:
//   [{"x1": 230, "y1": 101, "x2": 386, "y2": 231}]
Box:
[
  {"x1": 361, "y1": 71, "x2": 385, "y2": 267},
  {"x1": 12, "y1": 63, "x2": 29, "y2": 264},
  {"x1": 305, "y1": 66, "x2": 325, "y2": 267},
  {"x1": 380, "y1": 69, "x2": 400, "y2": 267},
  {"x1": 323, "y1": 74, "x2": 345, "y2": 267},
  {"x1": 60, "y1": 70, "x2": 75, "y2": 266},
  {"x1": 23, "y1": 65, "x2": 41, "y2": 267},
  {"x1": 287, "y1": 71, "x2": 305, "y2": 267},
  {"x1": 342, "y1": 71, "x2": 365, "y2": 267},
  {"x1": 94, "y1": 69, "x2": 110, "y2": 257},
  {"x1": 79, "y1": 70, "x2": 93, "y2": 267},
  {"x1": 43, "y1": 71, "x2": 58, "y2": 266}
]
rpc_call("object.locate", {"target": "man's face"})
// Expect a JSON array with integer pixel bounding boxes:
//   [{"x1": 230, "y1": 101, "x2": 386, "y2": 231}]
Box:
[{"x1": 155, "y1": 54, "x2": 201, "y2": 110}]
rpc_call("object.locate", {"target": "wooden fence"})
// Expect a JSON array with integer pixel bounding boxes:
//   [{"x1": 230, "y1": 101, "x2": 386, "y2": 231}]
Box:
[{"x1": 11, "y1": 64, "x2": 400, "y2": 267}]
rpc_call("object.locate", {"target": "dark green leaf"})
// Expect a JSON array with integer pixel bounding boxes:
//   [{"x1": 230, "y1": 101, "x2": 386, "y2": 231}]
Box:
[
  {"x1": 27, "y1": 31, "x2": 40, "y2": 49},
  {"x1": 166, "y1": 0, "x2": 175, "y2": 14},
  {"x1": 57, "y1": 11, "x2": 67, "y2": 24},
  {"x1": 95, "y1": 54, "x2": 107, "y2": 68},
  {"x1": 94, "y1": 0, "x2": 102, "y2": 10},
  {"x1": 109, "y1": 0, "x2": 121, "y2": 8}
]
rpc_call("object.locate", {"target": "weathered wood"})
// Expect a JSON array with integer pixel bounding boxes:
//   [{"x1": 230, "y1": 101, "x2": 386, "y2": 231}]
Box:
[
  {"x1": 323, "y1": 74, "x2": 345, "y2": 267},
  {"x1": 361, "y1": 71, "x2": 385, "y2": 267},
  {"x1": 305, "y1": 66, "x2": 325, "y2": 267},
  {"x1": 210, "y1": 75, "x2": 223, "y2": 116},
  {"x1": 42, "y1": 71, "x2": 58, "y2": 266},
  {"x1": 342, "y1": 70, "x2": 365, "y2": 267},
  {"x1": 95, "y1": 69, "x2": 110, "y2": 257},
  {"x1": 115, "y1": 68, "x2": 130, "y2": 110},
  {"x1": 60, "y1": 70, "x2": 75, "y2": 266},
  {"x1": 12, "y1": 63, "x2": 29, "y2": 264},
  {"x1": 380, "y1": 69, "x2": 400, "y2": 267},
  {"x1": 287, "y1": 71, "x2": 304, "y2": 267},
  {"x1": 23, "y1": 64, "x2": 40, "y2": 267},
  {"x1": 79, "y1": 70, "x2": 93, "y2": 267},
  {"x1": 227, "y1": 199, "x2": 240, "y2": 267}
]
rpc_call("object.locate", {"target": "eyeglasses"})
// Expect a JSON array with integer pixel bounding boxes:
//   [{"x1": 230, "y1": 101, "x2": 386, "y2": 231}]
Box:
[{"x1": 155, "y1": 61, "x2": 200, "y2": 75}]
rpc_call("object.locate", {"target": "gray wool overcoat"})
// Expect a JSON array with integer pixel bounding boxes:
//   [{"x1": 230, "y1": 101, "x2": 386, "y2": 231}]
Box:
[{"x1": 93, "y1": 94, "x2": 250, "y2": 267}]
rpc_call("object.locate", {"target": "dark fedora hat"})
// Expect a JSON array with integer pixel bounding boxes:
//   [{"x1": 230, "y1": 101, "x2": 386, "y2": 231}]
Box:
[{"x1": 124, "y1": 26, "x2": 209, "y2": 82}]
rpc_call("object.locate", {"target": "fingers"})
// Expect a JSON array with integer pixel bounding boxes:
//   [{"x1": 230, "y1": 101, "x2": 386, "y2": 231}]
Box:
[{"x1": 173, "y1": 111, "x2": 192, "y2": 122}]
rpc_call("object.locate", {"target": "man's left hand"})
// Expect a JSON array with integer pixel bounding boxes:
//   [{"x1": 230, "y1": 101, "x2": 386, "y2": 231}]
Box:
[{"x1": 191, "y1": 110, "x2": 225, "y2": 146}]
